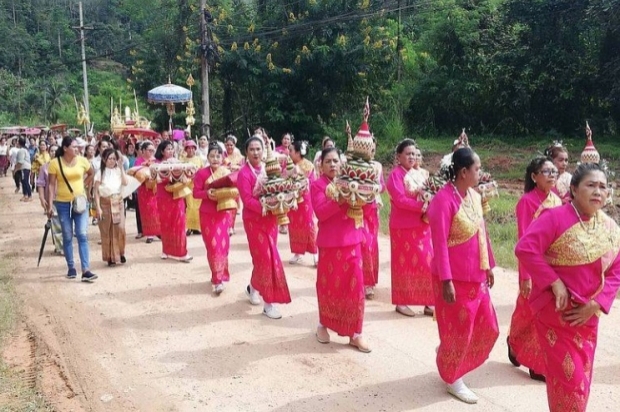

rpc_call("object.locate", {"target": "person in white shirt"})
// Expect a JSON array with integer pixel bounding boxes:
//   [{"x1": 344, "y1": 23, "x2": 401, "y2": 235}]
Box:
[
  {"x1": 16, "y1": 137, "x2": 33, "y2": 201},
  {"x1": 94, "y1": 148, "x2": 128, "y2": 266},
  {"x1": 0, "y1": 136, "x2": 9, "y2": 176}
]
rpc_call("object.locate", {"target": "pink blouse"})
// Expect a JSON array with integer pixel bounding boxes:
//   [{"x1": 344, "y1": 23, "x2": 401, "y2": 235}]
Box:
[
  {"x1": 311, "y1": 175, "x2": 363, "y2": 248},
  {"x1": 192, "y1": 167, "x2": 218, "y2": 214},
  {"x1": 515, "y1": 188, "x2": 562, "y2": 280},
  {"x1": 238, "y1": 162, "x2": 274, "y2": 222},
  {"x1": 386, "y1": 166, "x2": 427, "y2": 229},
  {"x1": 427, "y1": 184, "x2": 496, "y2": 282},
  {"x1": 515, "y1": 203, "x2": 620, "y2": 315}
]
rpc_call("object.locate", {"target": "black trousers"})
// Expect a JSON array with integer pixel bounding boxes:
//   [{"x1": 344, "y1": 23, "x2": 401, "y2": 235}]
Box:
[
  {"x1": 13, "y1": 170, "x2": 21, "y2": 189},
  {"x1": 133, "y1": 192, "x2": 142, "y2": 234}
]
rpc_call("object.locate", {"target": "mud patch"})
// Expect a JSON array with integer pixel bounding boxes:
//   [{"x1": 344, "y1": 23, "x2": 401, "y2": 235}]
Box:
[{"x1": 2, "y1": 322, "x2": 83, "y2": 411}]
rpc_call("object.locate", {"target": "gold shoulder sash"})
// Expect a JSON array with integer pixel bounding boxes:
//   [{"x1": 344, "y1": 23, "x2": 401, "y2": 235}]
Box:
[
  {"x1": 546, "y1": 211, "x2": 620, "y2": 301},
  {"x1": 533, "y1": 192, "x2": 562, "y2": 220},
  {"x1": 447, "y1": 189, "x2": 490, "y2": 270},
  {"x1": 207, "y1": 166, "x2": 230, "y2": 185},
  {"x1": 299, "y1": 158, "x2": 314, "y2": 176}
]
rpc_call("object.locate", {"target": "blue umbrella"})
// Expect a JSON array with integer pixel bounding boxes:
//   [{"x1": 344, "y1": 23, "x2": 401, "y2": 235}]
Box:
[
  {"x1": 147, "y1": 81, "x2": 192, "y2": 132},
  {"x1": 147, "y1": 82, "x2": 192, "y2": 104}
]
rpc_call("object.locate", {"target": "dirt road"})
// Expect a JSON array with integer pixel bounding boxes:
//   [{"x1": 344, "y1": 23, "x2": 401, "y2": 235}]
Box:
[{"x1": 1, "y1": 177, "x2": 619, "y2": 412}]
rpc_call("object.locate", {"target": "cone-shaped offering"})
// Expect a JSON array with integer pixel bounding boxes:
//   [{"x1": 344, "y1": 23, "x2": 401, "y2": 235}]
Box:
[
  {"x1": 580, "y1": 121, "x2": 600, "y2": 164},
  {"x1": 332, "y1": 98, "x2": 381, "y2": 228},
  {"x1": 259, "y1": 138, "x2": 298, "y2": 225}
]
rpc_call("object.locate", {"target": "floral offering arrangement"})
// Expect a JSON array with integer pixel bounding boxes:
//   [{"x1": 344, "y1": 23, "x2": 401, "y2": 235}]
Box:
[
  {"x1": 477, "y1": 170, "x2": 499, "y2": 214},
  {"x1": 418, "y1": 175, "x2": 446, "y2": 222},
  {"x1": 403, "y1": 167, "x2": 429, "y2": 197},
  {"x1": 258, "y1": 140, "x2": 298, "y2": 225},
  {"x1": 419, "y1": 175, "x2": 446, "y2": 212},
  {"x1": 284, "y1": 156, "x2": 311, "y2": 204},
  {"x1": 328, "y1": 98, "x2": 381, "y2": 228},
  {"x1": 149, "y1": 161, "x2": 198, "y2": 199}
]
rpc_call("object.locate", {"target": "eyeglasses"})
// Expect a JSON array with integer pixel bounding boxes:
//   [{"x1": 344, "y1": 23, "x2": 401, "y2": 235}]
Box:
[{"x1": 539, "y1": 169, "x2": 559, "y2": 177}]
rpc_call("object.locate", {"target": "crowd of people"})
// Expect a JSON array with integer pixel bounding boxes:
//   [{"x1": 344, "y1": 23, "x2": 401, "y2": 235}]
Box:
[{"x1": 0, "y1": 125, "x2": 618, "y2": 412}]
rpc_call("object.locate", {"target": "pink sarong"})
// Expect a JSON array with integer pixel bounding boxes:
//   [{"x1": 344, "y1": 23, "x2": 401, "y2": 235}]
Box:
[
  {"x1": 317, "y1": 244, "x2": 364, "y2": 337},
  {"x1": 137, "y1": 184, "x2": 161, "y2": 236},
  {"x1": 433, "y1": 278, "x2": 499, "y2": 384},
  {"x1": 535, "y1": 301, "x2": 598, "y2": 412},
  {"x1": 157, "y1": 183, "x2": 187, "y2": 258},
  {"x1": 391, "y1": 227, "x2": 434, "y2": 305},
  {"x1": 200, "y1": 210, "x2": 233, "y2": 284},
  {"x1": 244, "y1": 218, "x2": 291, "y2": 304},
  {"x1": 362, "y1": 207, "x2": 379, "y2": 287},
  {"x1": 509, "y1": 295, "x2": 546, "y2": 374},
  {"x1": 287, "y1": 197, "x2": 317, "y2": 254}
]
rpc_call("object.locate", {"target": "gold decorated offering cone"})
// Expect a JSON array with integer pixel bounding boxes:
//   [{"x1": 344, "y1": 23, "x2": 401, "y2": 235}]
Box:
[
  {"x1": 214, "y1": 187, "x2": 240, "y2": 211},
  {"x1": 276, "y1": 211, "x2": 290, "y2": 226},
  {"x1": 481, "y1": 197, "x2": 491, "y2": 215},
  {"x1": 347, "y1": 204, "x2": 364, "y2": 229},
  {"x1": 173, "y1": 184, "x2": 192, "y2": 199}
]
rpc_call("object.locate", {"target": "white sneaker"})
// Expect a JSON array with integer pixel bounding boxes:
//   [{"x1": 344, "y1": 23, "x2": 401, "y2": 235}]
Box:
[
  {"x1": 246, "y1": 285, "x2": 261, "y2": 305},
  {"x1": 214, "y1": 283, "x2": 225, "y2": 295},
  {"x1": 179, "y1": 255, "x2": 193, "y2": 263},
  {"x1": 160, "y1": 253, "x2": 169, "y2": 260},
  {"x1": 447, "y1": 379, "x2": 479, "y2": 404},
  {"x1": 263, "y1": 305, "x2": 282, "y2": 319},
  {"x1": 289, "y1": 254, "x2": 303, "y2": 264},
  {"x1": 365, "y1": 286, "x2": 375, "y2": 299},
  {"x1": 395, "y1": 305, "x2": 416, "y2": 317}
]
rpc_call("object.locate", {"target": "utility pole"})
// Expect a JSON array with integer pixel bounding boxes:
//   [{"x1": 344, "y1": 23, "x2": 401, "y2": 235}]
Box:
[
  {"x1": 200, "y1": 0, "x2": 211, "y2": 139},
  {"x1": 72, "y1": 2, "x2": 93, "y2": 115},
  {"x1": 397, "y1": 0, "x2": 402, "y2": 82}
]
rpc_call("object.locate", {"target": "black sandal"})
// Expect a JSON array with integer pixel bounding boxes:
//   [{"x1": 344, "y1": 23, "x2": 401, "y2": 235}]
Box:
[
  {"x1": 529, "y1": 369, "x2": 546, "y2": 382},
  {"x1": 507, "y1": 336, "x2": 521, "y2": 367}
]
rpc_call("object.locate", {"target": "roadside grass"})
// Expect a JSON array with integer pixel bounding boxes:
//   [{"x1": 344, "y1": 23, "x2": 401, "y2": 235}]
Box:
[
  {"x1": 378, "y1": 191, "x2": 518, "y2": 269},
  {"x1": 0, "y1": 256, "x2": 51, "y2": 411}
]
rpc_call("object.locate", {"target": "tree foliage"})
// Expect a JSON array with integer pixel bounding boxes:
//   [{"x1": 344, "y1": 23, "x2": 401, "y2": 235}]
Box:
[{"x1": 1, "y1": 0, "x2": 620, "y2": 142}]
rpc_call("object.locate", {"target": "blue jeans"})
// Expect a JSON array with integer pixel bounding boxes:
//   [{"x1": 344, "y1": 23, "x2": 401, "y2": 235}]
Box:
[
  {"x1": 55, "y1": 201, "x2": 90, "y2": 272},
  {"x1": 21, "y1": 169, "x2": 31, "y2": 197}
]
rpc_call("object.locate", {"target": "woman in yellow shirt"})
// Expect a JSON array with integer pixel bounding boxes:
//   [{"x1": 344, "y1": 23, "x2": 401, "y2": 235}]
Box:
[
  {"x1": 47, "y1": 137, "x2": 97, "y2": 282},
  {"x1": 32, "y1": 139, "x2": 51, "y2": 187}
]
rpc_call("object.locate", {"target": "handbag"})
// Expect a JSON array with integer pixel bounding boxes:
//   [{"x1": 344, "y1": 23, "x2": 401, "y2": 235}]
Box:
[{"x1": 58, "y1": 158, "x2": 88, "y2": 214}]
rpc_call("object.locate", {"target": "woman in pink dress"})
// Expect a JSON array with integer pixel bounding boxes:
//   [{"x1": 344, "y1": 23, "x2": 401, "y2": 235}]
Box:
[
  {"x1": 193, "y1": 143, "x2": 234, "y2": 294},
  {"x1": 223, "y1": 134, "x2": 245, "y2": 236},
  {"x1": 133, "y1": 141, "x2": 160, "y2": 243},
  {"x1": 287, "y1": 140, "x2": 318, "y2": 266},
  {"x1": 238, "y1": 136, "x2": 291, "y2": 319},
  {"x1": 275, "y1": 133, "x2": 292, "y2": 157},
  {"x1": 426, "y1": 147, "x2": 498, "y2": 404},
  {"x1": 387, "y1": 139, "x2": 434, "y2": 317},
  {"x1": 516, "y1": 163, "x2": 620, "y2": 412},
  {"x1": 154, "y1": 141, "x2": 192, "y2": 262},
  {"x1": 507, "y1": 157, "x2": 562, "y2": 381},
  {"x1": 546, "y1": 142, "x2": 572, "y2": 203},
  {"x1": 361, "y1": 145, "x2": 384, "y2": 299},
  {"x1": 311, "y1": 147, "x2": 369, "y2": 352}
]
